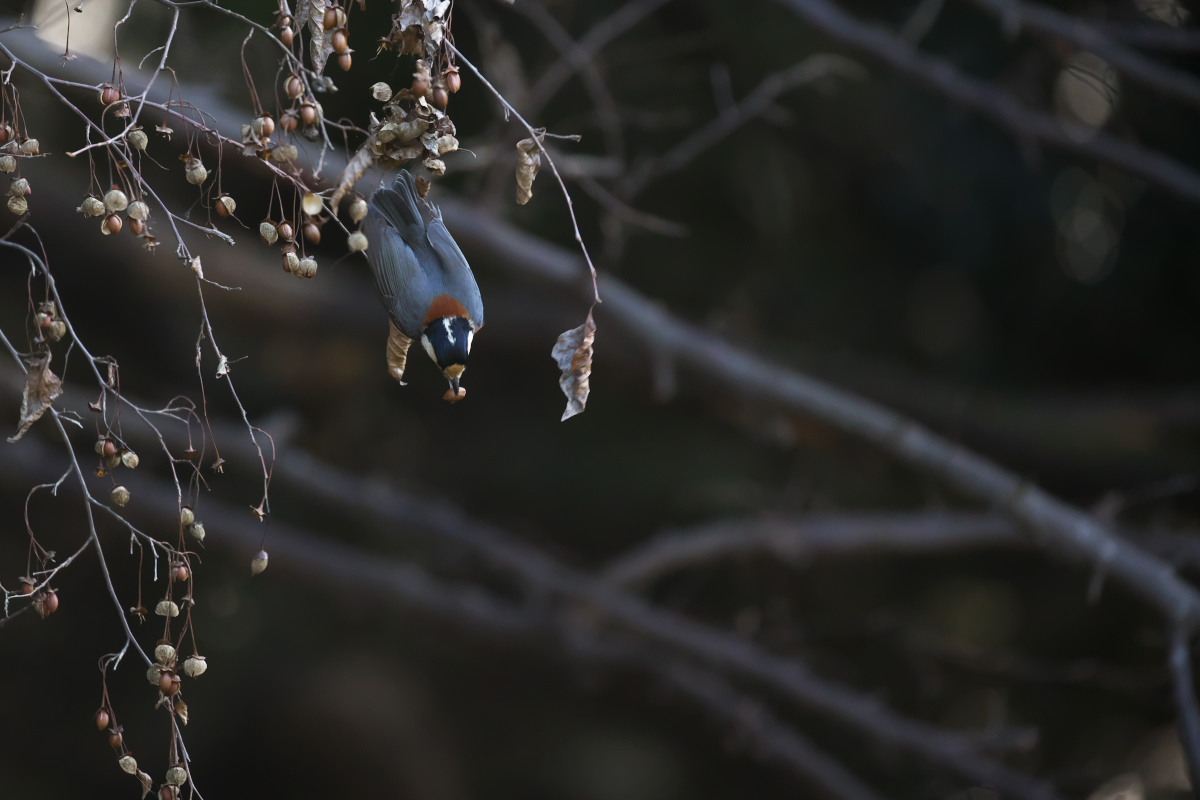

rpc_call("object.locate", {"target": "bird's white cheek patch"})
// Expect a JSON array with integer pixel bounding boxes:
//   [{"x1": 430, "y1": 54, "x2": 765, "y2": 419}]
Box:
[
  {"x1": 466, "y1": 328, "x2": 475, "y2": 353},
  {"x1": 420, "y1": 334, "x2": 436, "y2": 363}
]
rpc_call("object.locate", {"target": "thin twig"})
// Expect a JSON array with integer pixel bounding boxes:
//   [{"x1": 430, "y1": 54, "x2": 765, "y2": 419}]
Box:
[{"x1": 447, "y1": 41, "x2": 601, "y2": 304}]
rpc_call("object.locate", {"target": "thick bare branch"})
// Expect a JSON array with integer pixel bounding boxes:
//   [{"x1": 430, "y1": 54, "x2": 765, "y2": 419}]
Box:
[{"x1": 770, "y1": 0, "x2": 1200, "y2": 206}]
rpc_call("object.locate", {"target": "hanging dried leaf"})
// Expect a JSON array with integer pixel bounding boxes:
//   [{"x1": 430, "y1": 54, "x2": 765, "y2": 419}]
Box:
[
  {"x1": 8, "y1": 352, "x2": 62, "y2": 442},
  {"x1": 386, "y1": 322, "x2": 412, "y2": 385},
  {"x1": 305, "y1": 0, "x2": 335, "y2": 74},
  {"x1": 136, "y1": 771, "x2": 153, "y2": 799},
  {"x1": 515, "y1": 137, "x2": 542, "y2": 205},
  {"x1": 551, "y1": 310, "x2": 596, "y2": 421}
]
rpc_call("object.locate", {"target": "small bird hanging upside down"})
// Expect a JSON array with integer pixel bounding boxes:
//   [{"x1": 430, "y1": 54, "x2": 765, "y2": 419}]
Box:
[{"x1": 362, "y1": 170, "x2": 484, "y2": 403}]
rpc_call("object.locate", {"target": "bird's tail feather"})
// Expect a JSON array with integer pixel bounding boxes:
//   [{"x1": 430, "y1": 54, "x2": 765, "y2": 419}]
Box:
[{"x1": 370, "y1": 170, "x2": 424, "y2": 234}]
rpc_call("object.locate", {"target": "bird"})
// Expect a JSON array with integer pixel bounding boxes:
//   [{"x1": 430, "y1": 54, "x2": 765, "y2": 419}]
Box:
[{"x1": 361, "y1": 170, "x2": 483, "y2": 402}]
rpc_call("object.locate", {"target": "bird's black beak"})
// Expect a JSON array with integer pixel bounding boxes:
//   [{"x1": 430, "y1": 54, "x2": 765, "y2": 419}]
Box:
[{"x1": 448, "y1": 376, "x2": 461, "y2": 393}]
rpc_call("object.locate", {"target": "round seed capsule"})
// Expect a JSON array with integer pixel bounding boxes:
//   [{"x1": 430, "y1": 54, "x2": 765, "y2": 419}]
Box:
[
  {"x1": 103, "y1": 189, "x2": 128, "y2": 212},
  {"x1": 79, "y1": 196, "x2": 105, "y2": 217},
  {"x1": 127, "y1": 129, "x2": 148, "y2": 151},
  {"x1": 347, "y1": 231, "x2": 368, "y2": 252}
]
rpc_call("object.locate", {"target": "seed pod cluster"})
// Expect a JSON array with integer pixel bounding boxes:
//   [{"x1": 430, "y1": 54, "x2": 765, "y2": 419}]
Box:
[
  {"x1": 5, "y1": 174, "x2": 31, "y2": 215},
  {"x1": 367, "y1": 59, "x2": 458, "y2": 173}
]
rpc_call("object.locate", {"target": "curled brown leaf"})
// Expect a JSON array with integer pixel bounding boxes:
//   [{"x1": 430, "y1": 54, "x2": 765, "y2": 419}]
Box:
[
  {"x1": 551, "y1": 309, "x2": 596, "y2": 421},
  {"x1": 9, "y1": 352, "x2": 63, "y2": 442},
  {"x1": 515, "y1": 137, "x2": 542, "y2": 205}
]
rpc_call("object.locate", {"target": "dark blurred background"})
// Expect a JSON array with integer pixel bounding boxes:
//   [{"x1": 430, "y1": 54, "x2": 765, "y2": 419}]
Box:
[{"x1": 1, "y1": 0, "x2": 1199, "y2": 798}]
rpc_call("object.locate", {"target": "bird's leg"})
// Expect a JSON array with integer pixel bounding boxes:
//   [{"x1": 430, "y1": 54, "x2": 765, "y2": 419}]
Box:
[{"x1": 386, "y1": 322, "x2": 412, "y2": 386}]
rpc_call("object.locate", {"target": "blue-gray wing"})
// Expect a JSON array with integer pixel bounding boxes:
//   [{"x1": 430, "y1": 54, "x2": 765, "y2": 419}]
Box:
[
  {"x1": 363, "y1": 205, "x2": 433, "y2": 338},
  {"x1": 427, "y1": 215, "x2": 485, "y2": 328}
]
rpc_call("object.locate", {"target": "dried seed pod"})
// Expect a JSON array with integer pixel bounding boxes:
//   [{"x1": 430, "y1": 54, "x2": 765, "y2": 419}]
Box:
[
  {"x1": 128, "y1": 219, "x2": 144, "y2": 237},
  {"x1": 214, "y1": 194, "x2": 237, "y2": 217},
  {"x1": 180, "y1": 506, "x2": 195, "y2": 526},
  {"x1": 127, "y1": 129, "x2": 148, "y2": 151},
  {"x1": 172, "y1": 562, "x2": 189, "y2": 583},
  {"x1": 146, "y1": 664, "x2": 162, "y2": 685},
  {"x1": 103, "y1": 213, "x2": 124, "y2": 235},
  {"x1": 332, "y1": 28, "x2": 349, "y2": 53},
  {"x1": 158, "y1": 670, "x2": 180, "y2": 697},
  {"x1": 95, "y1": 708, "x2": 111, "y2": 731},
  {"x1": 186, "y1": 521, "x2": 205, "y2": 543},
  {"x1": 279, "y1": 109, "x2": 299, "y2": 133},
  {"x1": 154, "y1": 643, "x2": 177, "y2": 666},
  {"x1": 286, "y1": 75, "x2": 304, "y2": 99},
  {"x1": 0, "y1": 124, "x2": 11, "y2": 144},
  {"x1": 424, "y1": 157, "x2": 446, "y2": 176},
  {"x1": 294, "y1": 258, "x2": 317, "y2": 279},
  {"x1": 9, "y1": 176, "x2": 31, "y2": 196},
  {"x1": 19, "y1": 138, "x2": 39, "y2": 156},
  {"x1": 184, "y1": 158, "x2": 207, "y2": 186},
  {"x1": 48, "y1": 320, "x2": 67, "y2": 342},
  {"x1": 412, "y1": 60, "x2": 431, "y2": 97},
  {"x1": 165, "y1": 765, "x2": 188, "y2": 786},
  {"x1": 119, "y1": 755, "x2": 138, "y2": 775},
  {"x1": 444, "y1": 66, "x2": 462, "y2": 94},
  {"x1": 127, "y1": 200, "x2": 150, "y2": 221},
  {"x1": 302, "y1": 221, "x2": 321, "y2": 245},
  {"x1": 370, "y1": 82, "x2": 392, "y2": 103},
  {"x1": 0, "y1": 155, "x2": 15, "y2": 173},
  {"x1": 272, "y1": 144, "x2": 299, "y2": 163},
  {"x1": 337, "y1": 51, "x2": 353, "y2": 72},
  {"x1": 182, "y1": 655, "x2": 207, "y2": 678},
  {"x1": 279, "y1": 25, "x2": 294, "y2": 46},
  {"x1": 347, "y1": 231, "x2": 368, "y2": 252},
  {"x1": 348, "y1": 196, "x2": 368, "y2": 223},
  {"x1": 323, "y1": 4, "x2": 345, "y2": 29},
  {"x1": 98, "y1": 84, "x2": 121, "y2": 105},
  {"x1": 154, "y1": 600, "x2": 180, "y2": 618},
  {"x1": 250, "y1": 549, "x2": 270, "y2": 575},
  {"x1": 301, "y1": 192, "x2": 324, "y2": 216},
  {"x1": 103, "y1": 188, "x2": 128, "y2": 212},
  {"x1": 18, "y1": 577, "x2": 35, "y2": 594},
  {"x1": 300, "y1": 104, "x2": 318, "y2": 126},
  {"x1": 252, "y1": 114, "x2": 275, "y2": 139},
  {"x1": 111, "y1": 485, "x2": 130, "y2": 506},
  {"x1": 252, "y1": 222, "x2": 277, "y2": 248},
  {"x1": 94, "y1": 438, "x2": 108, "y2": 455},
  {"x1": 120, "y1": 450, "x2": 139, "y2": 469},
  {"x1": 108, "y1": 730, "x2": 124, "y2": 749},
  {"x1": 277, "y1": 220, "x2": 295, "y2": 241},
  {"x1": 430, "y1": 85, "x2": 449, "y2": 110},
  {"x1": 79, "y1": 196, "x2": 106, "y2": 217},
  {"x1": 6, "y1": 194, "x2": 27, "y2": 215},
  {"x1": 282, "y1": 250, "x2": 299, "y2": 273},
  {"x1": 160, "y1": 786, "x2": 178, "y2": 800},
  {"x1": 435, "y1": 134, "x2": 459, "y2": 155},
  {"x1": 174, "y1": 699, "x2": 189, "y2": 725},
  {"x1": 36, "y1": 589, "x2": 59, "y2": 617}
]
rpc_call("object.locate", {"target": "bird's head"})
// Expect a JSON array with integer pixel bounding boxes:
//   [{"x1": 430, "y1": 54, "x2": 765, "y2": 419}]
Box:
[{"x1": 420, "y1": 316, "x2": 476, "y2": 394}]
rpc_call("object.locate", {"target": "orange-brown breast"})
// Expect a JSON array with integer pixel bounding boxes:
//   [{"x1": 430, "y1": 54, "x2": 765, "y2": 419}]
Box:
[{"x1": 423, "y1": 293, "x2": 469, "y2": 325}]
